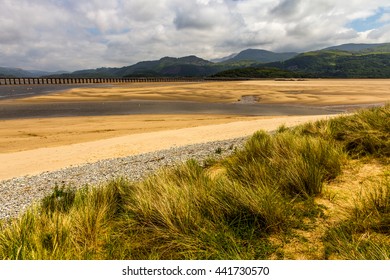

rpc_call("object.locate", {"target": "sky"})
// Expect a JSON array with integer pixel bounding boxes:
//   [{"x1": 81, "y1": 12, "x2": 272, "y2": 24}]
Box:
[{"x1": 1, "y1": 0, "x2": 390, "y2": 72}]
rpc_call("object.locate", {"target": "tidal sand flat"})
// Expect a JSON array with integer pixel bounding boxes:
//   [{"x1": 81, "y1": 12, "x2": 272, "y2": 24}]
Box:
[{"x1": 15, "y1": 79, "x2": 390, "y2": 105}]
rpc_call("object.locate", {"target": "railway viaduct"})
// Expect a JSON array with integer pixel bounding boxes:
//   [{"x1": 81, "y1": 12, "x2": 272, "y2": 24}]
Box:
[{"x1": 0, "y1": 77, "x2": 205, "y2": 85}]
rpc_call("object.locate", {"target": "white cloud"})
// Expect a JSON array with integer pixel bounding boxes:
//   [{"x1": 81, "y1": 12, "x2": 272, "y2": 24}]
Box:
[
  {"x1": 368, "y1": 24, "x2": 390, "y2": 40},
  {"x1": 379, "y1": 13, "x2": 390, "y2": 23},
  {"x1": 1, "y1": 0, "x2": 390, "y2": 71}
]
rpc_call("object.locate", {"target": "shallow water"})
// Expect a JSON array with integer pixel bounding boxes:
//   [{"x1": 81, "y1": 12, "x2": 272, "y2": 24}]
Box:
[
  {"x1": 0, "y1": 100, "x2": 340, "y2": 120},
  {"x1": 0, "y1": 84, "x2": 114, "y2": 100}
]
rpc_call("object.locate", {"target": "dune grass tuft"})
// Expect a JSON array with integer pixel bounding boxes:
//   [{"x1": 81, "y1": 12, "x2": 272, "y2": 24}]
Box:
[
  {"x1": 294, "y1": 104, "x2": 390, "y2": 158},
  {"x1": 223, "y1": 130, "x2": 344, "y2": 198}
]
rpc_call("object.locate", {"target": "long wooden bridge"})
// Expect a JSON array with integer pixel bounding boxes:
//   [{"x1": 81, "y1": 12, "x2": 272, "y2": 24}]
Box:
[{"x1": 0, "y1": 77, "x2": 208, "y2": 85}]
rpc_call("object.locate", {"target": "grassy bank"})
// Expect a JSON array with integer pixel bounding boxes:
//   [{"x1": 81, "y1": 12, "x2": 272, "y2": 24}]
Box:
[{"x1": 0, "y1": 105, "x2": 389, "y2": 260}]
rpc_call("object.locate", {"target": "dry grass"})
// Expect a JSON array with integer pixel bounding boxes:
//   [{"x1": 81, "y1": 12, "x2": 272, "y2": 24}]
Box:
[{"x1": 323, "y1": 172, "x2": 390, "y2": 260}]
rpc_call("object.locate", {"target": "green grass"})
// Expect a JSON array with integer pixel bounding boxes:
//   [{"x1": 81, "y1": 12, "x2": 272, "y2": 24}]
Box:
[{"x1": 0, "y1": 104, "x2": 388, "y2": 260}]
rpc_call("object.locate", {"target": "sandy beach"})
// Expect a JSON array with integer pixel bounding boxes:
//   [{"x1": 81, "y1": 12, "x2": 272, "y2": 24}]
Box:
[
  {"x1": 0, "y1": 79, "x2": 389, "y2": 179},
  {"x1": 0, "y1": 114, "x2": 272, "y2": 153},
  {"x1": 0, "y1": 115, "x2": 335, "y2": 180}
]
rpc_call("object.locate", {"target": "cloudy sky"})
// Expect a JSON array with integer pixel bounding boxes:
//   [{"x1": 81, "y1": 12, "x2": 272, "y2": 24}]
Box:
[{"x1": 1, "y1": 0, "x2": 390, "y2": 71}]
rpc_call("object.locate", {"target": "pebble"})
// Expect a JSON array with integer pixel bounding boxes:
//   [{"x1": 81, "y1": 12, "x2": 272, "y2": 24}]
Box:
[{"x1": 0, "y1": 137, "x2": 247, "y2": 220}]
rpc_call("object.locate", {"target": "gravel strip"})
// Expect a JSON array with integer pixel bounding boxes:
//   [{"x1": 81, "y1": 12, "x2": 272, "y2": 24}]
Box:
[{"x1": 0, "y1": 137, "x2": 247, "y2": 220}]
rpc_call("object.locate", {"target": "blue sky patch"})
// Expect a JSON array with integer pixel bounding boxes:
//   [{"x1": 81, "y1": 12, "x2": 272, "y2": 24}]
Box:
[
  {"x1": 348, "y1": 7, "x2": 390, "y2": 32},
  {"x1": 87, "y1": 28, "x2": 101, "y2": 36}
]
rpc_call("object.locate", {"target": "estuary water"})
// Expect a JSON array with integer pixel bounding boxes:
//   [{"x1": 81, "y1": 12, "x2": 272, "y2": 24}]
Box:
[{"x1": 0, "y1": 84, "x2": 113, "y2": 100}]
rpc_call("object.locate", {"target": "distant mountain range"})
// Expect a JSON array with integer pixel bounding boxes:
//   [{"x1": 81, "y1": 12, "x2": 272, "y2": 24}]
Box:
[
  {"x1": 0, "y1": 67, "x2": 68, "y2": 78},
  {"x1": 214, "y1": 43, "x2": 390, "y2": 78},
  {"x1": 59, "y1": 50, "x2": 299, "y2": 78},
  {"x1": 2, "y1": 43, "x2": 390, "y2": 78},
  {"x1": 69, "y1": 55, "x2": 220, "y2": 78}
]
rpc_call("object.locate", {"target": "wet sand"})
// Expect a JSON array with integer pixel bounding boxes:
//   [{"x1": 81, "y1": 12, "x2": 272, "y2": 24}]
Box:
[{"x1": 0, "y1": 100, "x2": 337, "y2": 120}]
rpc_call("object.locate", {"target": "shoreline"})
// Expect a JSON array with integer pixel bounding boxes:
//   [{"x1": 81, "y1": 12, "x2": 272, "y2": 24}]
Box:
[
  {"x1": 0, "y1": 84, "x2": 117, "y2": 100},
  {"x1": 0, "y1": 100, "x2": 340, "y2": 120},
  {"x1": 0, "y1": 136, "x2": 247, "y2": 220}
]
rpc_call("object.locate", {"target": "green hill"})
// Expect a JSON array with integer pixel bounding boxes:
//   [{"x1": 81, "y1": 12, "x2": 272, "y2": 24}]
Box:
[
  {"x1": 268, "y1": 51, "x2": 390, "y2": 77},
  {"x1": 224, "y1": 49, "x2": 298, "y2": 63},
  {"x1": 214, "y1": 46, "x2": 390, "y2": 78},
  {"x1": 359, "y1": 43, "x2": 390, "y2": 54},
  {"x1": 212, "y1": 67, "x2": 302, "y2": 78},
  {"x1": 57, "y1": 56, "x2": 226, "y2": 78},
  {"x1": 55, "y1": 50, "x2": 300, "y2": 78},
  {"x1": 119, "y1": 55, "x2": 222, "y2": 77},
  {"x1": 323, "y1": 43, "x2": 385, "y2": 52}
]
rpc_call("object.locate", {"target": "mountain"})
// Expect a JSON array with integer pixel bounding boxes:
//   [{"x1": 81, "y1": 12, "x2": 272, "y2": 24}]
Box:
[
  {"x1": 215, "y1": 47, "x2": 390, "y2": 78},
  {"x1": 358, "y1": 43, "x2": 390, "y2": 54},
  {"x1": 224, "y1": 49, "x2": 298, "y2": 64},
  {"x1": 323, "y1": 43, "x2": 385, "y2": 52},
  {"x1": 65, "y1": 67, "x2": 117, "y2": 78},
  {"x1": 287, "y1": 52, "x2": 390, "y2": 77},
  {"x1": 60, "y1": 50, "x2": 298, "y2": 78},
  {"x1": 212, "y1": 67, "x2": 302, "y2": 79},
  {"x1": 210, "y1": 53, "x2": 238, "y2": 63},
  {"x1": 56, "y1": 55, "x2": 229, "y2": 78},
  {"x1": 0, "y1": 67, "x2": 69, "y2": 78},
  {"x1": 117, "y1": 55, "x2": 217, "y2": 77},
  {"x1": 0, "y1": 67, "x2": 38, "y2": 78},
  {"x1": 29, "y1": 70, "x2": 69, "y2": 76}
]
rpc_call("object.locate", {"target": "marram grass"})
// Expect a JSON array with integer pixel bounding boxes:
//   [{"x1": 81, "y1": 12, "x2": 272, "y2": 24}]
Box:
[
  {"x1": 294, "y1": 104, "x2": 390, "y2": 157},
  {"x1": 223, "y1": 130, "x2": 344, "y2": 198}
]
